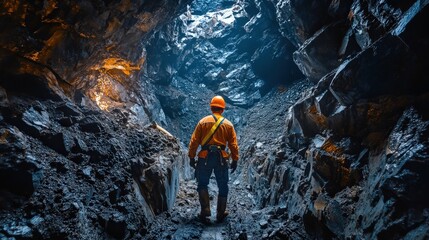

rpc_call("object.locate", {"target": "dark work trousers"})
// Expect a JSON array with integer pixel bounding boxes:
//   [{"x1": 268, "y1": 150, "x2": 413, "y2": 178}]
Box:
[{"x1": 196, "y1": 151, "x2": 229, "y2": 197}]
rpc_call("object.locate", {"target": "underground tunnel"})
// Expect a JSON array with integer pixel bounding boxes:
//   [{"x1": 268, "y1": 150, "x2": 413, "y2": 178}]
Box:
[{"x1": 1, "y1": 0, "x2": 429, "y2": 239}]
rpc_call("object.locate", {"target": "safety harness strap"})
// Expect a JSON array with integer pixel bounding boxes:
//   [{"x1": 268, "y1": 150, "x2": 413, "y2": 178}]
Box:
[{"x1": 201, "y1": 115, "x2": 225, "y2": 147}]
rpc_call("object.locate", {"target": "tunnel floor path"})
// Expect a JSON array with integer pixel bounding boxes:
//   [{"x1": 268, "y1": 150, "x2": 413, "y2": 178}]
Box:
[{"x1": 145, "y1": 174, "x2": 258, "y2": 239}]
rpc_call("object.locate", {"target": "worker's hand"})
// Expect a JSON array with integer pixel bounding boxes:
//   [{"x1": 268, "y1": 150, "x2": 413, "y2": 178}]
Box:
[
  {"x1": 230, "y1": 160, "x2": 237, "y2": 173},
  {"x1": 190, "y1": 158, "x2": 196, "y2": 169}
]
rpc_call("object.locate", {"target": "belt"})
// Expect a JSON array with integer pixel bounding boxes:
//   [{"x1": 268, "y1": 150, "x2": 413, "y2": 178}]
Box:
[{"x1": 202, "y1": 145, "x2": 226, "y2": 151}]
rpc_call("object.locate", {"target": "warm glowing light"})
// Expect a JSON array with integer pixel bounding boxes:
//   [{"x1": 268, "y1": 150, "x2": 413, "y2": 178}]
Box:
[
  {"x1": 94, "y1": 58, "x2": 141, "y2": 76},
  {"x1": 3, "y1": 0, "x2": 19, "y2": 14},
  {"x1": 88, "y1": 75, "x2": 129, "y2": 111},
  {"x1": 88, "y1": 57, "x2": 143, "y2": 111},
  {"x1": 93, "y1": 91, "x2": 110, "y2": 111},
  {"x1": 28, "y1": 52, "x2": 40, "y2": 61}
]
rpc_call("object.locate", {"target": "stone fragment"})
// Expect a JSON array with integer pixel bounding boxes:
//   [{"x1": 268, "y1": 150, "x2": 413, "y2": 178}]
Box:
[
  {"x1": 21, "y1": 107, "x2": 50, "y2": 135},
  {"x1": 72, "y1": 137, "x2": 89, "y2": 153},
  {"x1": 30, "y1": 216, "x2": 44, "y2": 226},
  {"x1": 41, "y1": 132, "x2": 73, "y2": 155},
  {"x1": 56, "y1": 103, "x2": 81, "y2": 117},
  {"x1": 293, "y1": 21, "x2": 350, "y2": 81},
  {"x1": 79, "y1": 121, "x2": 102, "y2": 133},
  {"x1": 58, "y1": 117, "x2": 74, "y2": 127},
  {"x1": 259, "y1": 220, "x2": 268, "y2": 228},
  {"x1": 5, "y1": 224, "x2": 32, "y2": 237},
  {"x1": 82, "y1": 166, "x2": 92, "y2": 177}
]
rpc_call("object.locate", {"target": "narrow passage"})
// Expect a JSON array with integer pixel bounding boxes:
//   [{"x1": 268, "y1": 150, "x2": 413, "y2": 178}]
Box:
[{"x1": 146, "y1": 174, "x2": 257, "y2": 239}]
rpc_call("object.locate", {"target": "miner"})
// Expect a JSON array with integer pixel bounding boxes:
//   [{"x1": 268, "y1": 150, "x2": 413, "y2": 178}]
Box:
[{"x1": 188, "y1": 95, "x2": 239, "y2": 223}]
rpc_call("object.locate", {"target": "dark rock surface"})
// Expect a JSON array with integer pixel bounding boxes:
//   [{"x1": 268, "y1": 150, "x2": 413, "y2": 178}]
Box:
[
  {"x1": 0, "y1": 73, "x2": 184, "y2": 238},
  {"x1": 235, "y1": 0, "x2": 429, "y2": 239},
  {"x1": 0, "y1": 0, "x2": 190, "y2": 239}
]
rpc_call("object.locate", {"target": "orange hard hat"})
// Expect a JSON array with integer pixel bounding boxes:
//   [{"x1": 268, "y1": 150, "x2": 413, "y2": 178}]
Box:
[{"x1": 210, "y1": 95, "x2": 226, "y2": 109}]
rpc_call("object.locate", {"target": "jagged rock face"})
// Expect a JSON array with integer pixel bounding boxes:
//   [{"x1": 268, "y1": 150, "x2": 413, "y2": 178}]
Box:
[
  {"x1": 0, "y1": 0, "x2": 190, "y2": 239},
  {"x1": 190, "y1": 0, "x2": 236, "y2": 14},
  {"x1": 144, "y1": 0, "x2": 304, "y2": 142},
  {"x1": 0, "y1": 51, "x2": 185, "y2": 239},
  {"x1": 241, "y1": 0, "x2": 429, "y2": 239},
  {"x1": 0, "y1": 0, "x2": 190, "y2": 123},
  {"x1": 0, "y1": 101, "x2": 183, "y2": 239}
]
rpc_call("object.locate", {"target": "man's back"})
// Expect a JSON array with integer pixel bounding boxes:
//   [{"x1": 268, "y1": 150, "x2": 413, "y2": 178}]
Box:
[{"x1": 189, "y1": 113, "x2": 239, "y2": 161}]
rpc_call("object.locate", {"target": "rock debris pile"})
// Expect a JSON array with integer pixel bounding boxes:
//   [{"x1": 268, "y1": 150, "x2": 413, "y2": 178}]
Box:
[{"x1": 0, "y1": 50, "x2": 184, "y2": 239}]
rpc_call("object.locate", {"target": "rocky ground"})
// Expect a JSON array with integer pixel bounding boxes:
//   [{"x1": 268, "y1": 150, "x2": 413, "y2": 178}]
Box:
[
  {"x1": 146, "y1": 172, "x2": 300, "y2": 240},
  {"x1": 146, "y1": 171, "x2": 310, "y2": 240},
  {"x1": 144, "y1": 177, "x2": 255, "y2": 240}
]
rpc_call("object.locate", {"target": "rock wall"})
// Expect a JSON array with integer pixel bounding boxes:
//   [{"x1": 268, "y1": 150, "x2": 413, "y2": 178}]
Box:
[
  {"x1": 242, "y1": 0, "x2": 429, "y2": 239},
  {"x1": 144, "y1": 0, "x2": 304, "y2": 142},
  {"x1": 0, "y1": 0, "x2": 190, "y2": 239},
  {"x1": 0, "y1": 0, "x2": 190, "y2": 124}
]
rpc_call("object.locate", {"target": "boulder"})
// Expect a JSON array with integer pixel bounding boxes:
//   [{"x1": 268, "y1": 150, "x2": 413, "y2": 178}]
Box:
[
  {"x1": 0, "y1": 49, "x2": 67, "y2": 101},
  {"x1": 79, "y1": 117, "x2": 103, "y2": 133},
  {"x1": 58, "y1": 117, "x2": 74, "y2": 127},
  {"x1": 41, "y1": 132, "x2": 74, "y2": 155},
  {"x1": 293, "y1": 21, "x2": 351, "y2": 81},
  {"x1": 0, "y1": 127, "x2": 40, "y2": 210},
  {"x1": 20, "y1": 107, "x2": 51, "y2": 136},
  {"x1": 274, "y1": 0, "x2": 333, "y2": 47},
  {"x1": 330, "y1": 3, "x2": 429, "y2": 106},
  {"x1": 0, "y1": 126, "x2": 27, "y2": 153},
  {"x1": 72, "y1": 137, "x2": 89, "y2": 153},
  {"x1": 130, "y1": 153, "x2": 180, "y2": 219},
  {"x1": 56, "y1": 103, "x2": 81, "y2": 117}
]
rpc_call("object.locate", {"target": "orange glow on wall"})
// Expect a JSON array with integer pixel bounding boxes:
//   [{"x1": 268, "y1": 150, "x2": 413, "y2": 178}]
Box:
[
  {"x1": 2, "y1": 0, "x2": 19, "y2": 14},
  {"x1": 96, "y1": 58, "x2": 141, "y2": 76},
  {"x1": 87, "y1": 57, "x2": 142, "y2": 111},
  {"x1": 88, "y1": 76, "x2": 124, "y2": 111}
]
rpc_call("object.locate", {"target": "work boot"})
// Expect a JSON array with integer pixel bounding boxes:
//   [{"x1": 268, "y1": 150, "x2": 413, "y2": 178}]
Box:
[
  {"x1": 216, "y1": 196, "x2": 228, "y2": 223},
  {"x1": 198, "y1": 189, "x2": 211, "y2": 222}
]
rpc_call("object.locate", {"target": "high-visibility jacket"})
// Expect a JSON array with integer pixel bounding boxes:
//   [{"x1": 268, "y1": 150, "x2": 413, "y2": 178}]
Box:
[{"x1": 188, "y1": 113, "x2": 239, "y2": 161}]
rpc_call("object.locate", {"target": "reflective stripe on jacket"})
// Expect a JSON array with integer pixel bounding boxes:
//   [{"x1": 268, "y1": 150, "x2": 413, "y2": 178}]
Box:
[{"x1": 188, "y1": 113, "x2": 239, "y2": 161}]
